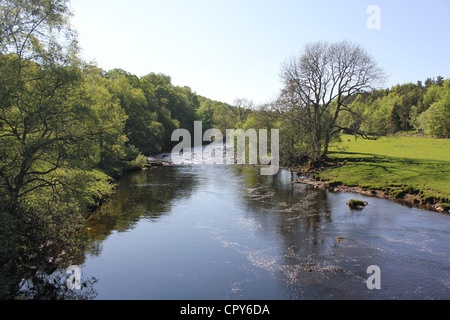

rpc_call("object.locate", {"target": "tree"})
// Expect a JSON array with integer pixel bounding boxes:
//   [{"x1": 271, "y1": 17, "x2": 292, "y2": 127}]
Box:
[
  {"x1": 139, "y1": 72, "x2": 200, "y2": 151},
  {"x1": 0, "y1": 0, "x2": 81, "y2": 215},
  {"x1": 425, "y1": 77, "x2": 436, "y2": 88},
  {"x1": 280, "y1": 40, "x2": 385, "y2": 164},
  {"x1": 105, "y1": 69, "x2": 164, "y2": 155},
  {"x1": 389, "y1": 102, "x2": 402, "y2": 133},
  {"x1": 232, "y1": 98, "x2": 254, "y2": 127},
  {"x1": 0, "y1": 0, "x2": 126, "y2": 216},
  {"x1": 419, "y1": 80, "x2": 450, "y2": 137},
  {"x1": 0, "y1": 1, "x2": 132, "y2": 298},
  {"x1": 0, "y1": 0, "x2": 78, "y2": 65}
]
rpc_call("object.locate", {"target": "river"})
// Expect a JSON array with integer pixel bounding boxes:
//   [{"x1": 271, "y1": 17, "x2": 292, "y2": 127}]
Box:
[{"x1": 74, "y1": 146, "x2": 450, "y2": 300}]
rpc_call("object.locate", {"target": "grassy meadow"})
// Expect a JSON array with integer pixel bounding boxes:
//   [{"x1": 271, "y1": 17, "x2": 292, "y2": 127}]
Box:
[{"x1": 316, "y1": 135, "x2": 450, "y2": 204}]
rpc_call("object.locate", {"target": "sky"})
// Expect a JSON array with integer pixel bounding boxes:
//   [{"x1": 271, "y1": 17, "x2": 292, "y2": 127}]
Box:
[{"x1": 70, "y1": 0, "x2": 450, "y2": 105}]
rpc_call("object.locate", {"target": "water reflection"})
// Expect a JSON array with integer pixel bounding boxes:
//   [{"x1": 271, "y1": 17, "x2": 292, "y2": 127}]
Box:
[
  {"x1": 0, "y1": 210, "x2": 97, "y2": 300},
  {"x1": 10, "y1": 147, "x2": 450, "y2": 300},
  {"x1": 193, "y1": 165, "x2": 343, "y2": 300},
  {"x1": 86, "y1": 166, "x2": 199, "y2": 243},
  {"x1": 16, "y1": 269, "x2": 98, "y2": 300},
  {"x1": 78, "y1": 162, "x2": 450, "y2": 300}
]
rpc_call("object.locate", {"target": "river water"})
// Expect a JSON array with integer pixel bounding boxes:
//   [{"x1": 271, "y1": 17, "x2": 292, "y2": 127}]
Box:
[{"x1": 80, "y1": 148, "x2": 450, "y2": 300}]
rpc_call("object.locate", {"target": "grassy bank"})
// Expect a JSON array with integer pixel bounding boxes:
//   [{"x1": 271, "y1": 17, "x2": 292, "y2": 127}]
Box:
[{"x1": 314, "y1": 135, "x2": 450, "y2": 210}]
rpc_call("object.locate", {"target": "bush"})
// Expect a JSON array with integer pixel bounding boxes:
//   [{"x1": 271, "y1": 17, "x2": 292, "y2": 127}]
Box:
[
  {"x1": 127, "y1": 154, "x2": 148, "y2": 171},
  {"x1": 133, "y1": 154, "x2": 148, "y2": 167}
]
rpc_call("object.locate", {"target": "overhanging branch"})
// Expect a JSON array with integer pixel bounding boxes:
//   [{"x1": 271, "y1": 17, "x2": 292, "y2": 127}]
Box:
[{"x1": 332, "y1": 125, "x2": 379, "y2": 140}]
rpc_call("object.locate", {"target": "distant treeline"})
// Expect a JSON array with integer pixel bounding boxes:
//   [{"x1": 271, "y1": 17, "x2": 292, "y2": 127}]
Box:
[
  {"x1": 338, "y1": 76, "x2": 449, "y2": 138},
  {"x1": 232, "y1": 76, "x2": 450, "y2": 167}
]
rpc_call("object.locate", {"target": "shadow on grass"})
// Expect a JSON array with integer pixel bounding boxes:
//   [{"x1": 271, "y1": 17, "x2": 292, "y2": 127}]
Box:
[
  {"x1": 327, "y1": 151, "x2": 392, "y2": 164},
  {"x1": 328, "y1": 151, "x2": 450, "y2": 166}
]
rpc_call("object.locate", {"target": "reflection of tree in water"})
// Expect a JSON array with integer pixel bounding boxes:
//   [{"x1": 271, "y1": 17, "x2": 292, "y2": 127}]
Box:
[
  {"x1": 0, "y1": 208, "x2": 96, "y2": 300},
  {"x1": 16, "y1": 270, "x2": 98, "y2": 300},
  {"x1": 229, "y1": 166, "x2": 334, "y2": 299},
  {"x1": 2, "y1": 166, "x2": 198, "y2": 299},
  {"x1": 232, "y1": 165, "x2": 332, "y2": 223},
  {"x1": 85, "y1": 166, "x2": 199, "y2": 250}
]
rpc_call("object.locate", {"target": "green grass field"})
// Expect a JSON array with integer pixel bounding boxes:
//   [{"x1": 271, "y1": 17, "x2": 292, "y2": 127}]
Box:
[{"x1": 316, "y1": 135, "x2": 450, "y2": 203}]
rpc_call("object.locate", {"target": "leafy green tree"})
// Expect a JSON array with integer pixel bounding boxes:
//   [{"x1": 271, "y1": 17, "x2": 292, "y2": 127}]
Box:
[
  {"x1": 196, "y1": 96, "x2": 239, "y2": 133},
  {"x1": 81, "y1": 65, "x2": 129, "y2": 174},
  {"x1": 140, "y1": 72, "x2": 200, "y2": 151},
  {"x1": 196, "y1": 97, "x2": 216, "y2": 131},
  {"x1": 0, "y1": 0, "x2": 78, "y2": 65},
  {"x1": 419, "y1": 80, "x2": 450, "y2": 137},
  {"x1": 389, "y1": 102, "x2": 402, "y2": 134},
  {"x1": 0, "y1": 0, "x2": 130, "y2": 298},
  {"x1": 232, "y1": 98, "x2": 253, "y2": 128},
  {"x1": 105, "y1": 69, "x2": 164, "y2": 155}
]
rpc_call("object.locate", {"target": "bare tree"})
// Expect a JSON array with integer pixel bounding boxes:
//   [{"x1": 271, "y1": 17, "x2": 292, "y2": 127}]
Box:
[
  {"x1": 233, "y1": 98, "x2": 254, "y2": 125},
  {"x1": 280, "y1": 40, "x2": 385, "y2": 165}
]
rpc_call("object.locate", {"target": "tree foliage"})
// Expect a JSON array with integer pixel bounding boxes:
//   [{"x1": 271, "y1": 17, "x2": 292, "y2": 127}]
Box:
[
  {"x1": 418, "y1": 80, "x2": 450, "y2": 137},
  {"x1": 278, "y1": 40, "x2": 385, "y2": 164},
  {"x1": 0, "y1": 0, "x2": 213, "y2": 298}
]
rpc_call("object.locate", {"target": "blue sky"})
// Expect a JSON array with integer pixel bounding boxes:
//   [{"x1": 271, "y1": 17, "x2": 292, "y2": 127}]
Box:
[{"x1": 70, "y1": 0, "x2": 450, "y2": 105}]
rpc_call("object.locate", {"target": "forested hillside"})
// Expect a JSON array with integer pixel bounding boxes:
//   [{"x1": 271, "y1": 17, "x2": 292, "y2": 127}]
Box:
[{"x1": 338, "y1": 77, "x2": 449, "y2": 138}]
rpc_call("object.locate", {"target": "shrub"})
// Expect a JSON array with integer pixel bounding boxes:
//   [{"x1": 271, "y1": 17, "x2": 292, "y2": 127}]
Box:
[{"x1": 127, "y1": 154, "x2": 148, "y2": 171}]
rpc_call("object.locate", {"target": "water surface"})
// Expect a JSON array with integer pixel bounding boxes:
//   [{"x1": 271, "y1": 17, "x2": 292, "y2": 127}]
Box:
[{"x1": 81, "y1": 157, "x2": 450, "y2": 300}]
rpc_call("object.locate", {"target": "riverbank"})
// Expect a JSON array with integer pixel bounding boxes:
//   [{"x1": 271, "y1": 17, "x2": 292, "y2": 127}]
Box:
[
  {"x1": 290, "y1": 135, "x2": 450, "y2": 214},
  {"x1": 91, "y1": 135, "x2": 450, "y2": 216},
  {"x1": 88, "y1": 157, "x2": 171, "y2": 214},
  {"x1": 293, "y1": 173, "x2": 449, "y2": 213}
]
